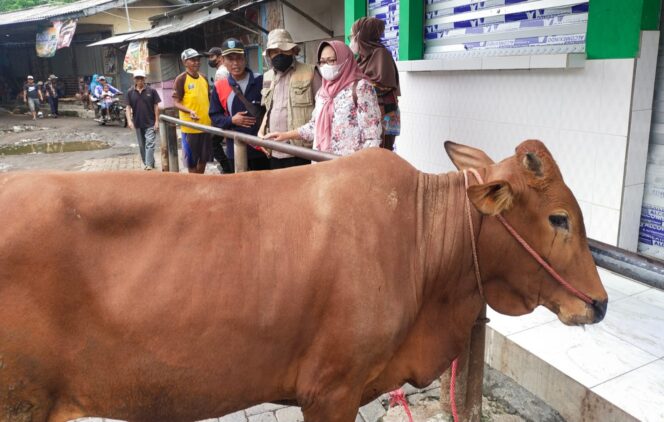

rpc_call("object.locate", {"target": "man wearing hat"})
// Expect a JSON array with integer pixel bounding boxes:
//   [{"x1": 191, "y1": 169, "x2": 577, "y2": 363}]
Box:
[
  {"x1": 209, "y1": 38, "x2": 269, "y2": 171},
  {"x1": 22, "y1": 75, "x2": 43, "y2": 120},
  {"x1": 126, "y1": 69, "x2": 162, "y2": 170},
  {"x1": 43, "y1": 74, "x2": 60, "y2": 118},
  {"x1": 205, "y1": 46, "x2": 232, "y2": 174},
  {"x1": 173, "y1": 48, "x2": 213, "y2": 174},
  {"x1": 258, "y1": 29, "x2": 320, "y2": 169}
]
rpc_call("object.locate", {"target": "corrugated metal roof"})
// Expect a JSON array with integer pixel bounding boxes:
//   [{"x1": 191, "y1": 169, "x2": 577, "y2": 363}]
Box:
[
  {"x1": 86, "y1": 0, "x2": 265, "y2": 45},
  {"x1": 0, "y1": 0, "x2": 140, "y2": 26}
]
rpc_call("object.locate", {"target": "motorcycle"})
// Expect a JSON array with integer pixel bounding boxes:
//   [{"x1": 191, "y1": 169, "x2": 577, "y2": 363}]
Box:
[{"x1": 93, "y1": 94, "x2": 127, "y2": 127}]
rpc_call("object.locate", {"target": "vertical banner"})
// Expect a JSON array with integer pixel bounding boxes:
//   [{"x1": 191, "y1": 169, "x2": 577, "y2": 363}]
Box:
[
  {"x1": 57, "y1": 19, "x2": 78, "y2": 49},
  {"x1": 123, "y1": 40, "x2": 149, "y2": 73},
  {"x1": 36, "y1": 22, "x2": 61, "y2": 58},
  {"x1": 36, "y1": 19, "x2": 78, "y2": 57}
]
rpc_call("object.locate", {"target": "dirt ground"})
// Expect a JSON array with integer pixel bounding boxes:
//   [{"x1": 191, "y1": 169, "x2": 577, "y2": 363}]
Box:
[{"x1": 0, "y1": 112, "x2": 137, "y2": 172}]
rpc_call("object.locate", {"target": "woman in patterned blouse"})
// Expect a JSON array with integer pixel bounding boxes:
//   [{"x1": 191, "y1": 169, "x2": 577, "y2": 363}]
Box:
[{"x1": 264, "y1": 40, "x2": 382, "y2": 156}]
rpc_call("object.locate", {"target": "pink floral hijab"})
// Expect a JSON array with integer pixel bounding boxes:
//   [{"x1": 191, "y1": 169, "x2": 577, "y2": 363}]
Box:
[{"x1": 315, "y1": 40, "x2": 365, "y2": 152}]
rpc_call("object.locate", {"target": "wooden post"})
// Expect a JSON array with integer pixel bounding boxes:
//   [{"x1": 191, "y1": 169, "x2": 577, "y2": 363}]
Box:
[
  {"x1": 159, "y1": 119, "x2": 169, "y2": 172},
  {"x1": 166, "y1": 124, "x2": 179, "y2": 173},
  {"x1": 234, "y1": 136, "x2": 248, "y2": 173},
  {"x1": 440, "y1": 305, "x2": 486, "y2": 421}
]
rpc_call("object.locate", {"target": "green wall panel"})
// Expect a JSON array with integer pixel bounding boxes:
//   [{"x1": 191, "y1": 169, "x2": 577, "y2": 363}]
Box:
[
  {"x1": 586, "y1": 0, "x2": 644, "y2": 59},
  {"x1": 642, "y1": 0, "x2": 661, "y2": 30},
  {"x1": 345, "y1": 0, "x2": 366, "y2": 40},
  {"x1": 399, "y1": 0, "x2": 424, "y2": 61}
]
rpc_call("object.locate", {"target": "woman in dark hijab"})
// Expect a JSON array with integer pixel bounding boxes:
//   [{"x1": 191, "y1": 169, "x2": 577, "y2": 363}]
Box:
[{"x1": 350, "y1": 17, "x2": 400, "y2": 151}]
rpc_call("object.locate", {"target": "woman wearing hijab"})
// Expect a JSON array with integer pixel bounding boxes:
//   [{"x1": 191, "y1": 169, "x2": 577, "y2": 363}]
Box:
[
  {"x1": 264, "y1": 40, "x2": 381, "y2": 156},
  {"x1": 350, "y1": 17, "x2": 400, "y2": 151}
]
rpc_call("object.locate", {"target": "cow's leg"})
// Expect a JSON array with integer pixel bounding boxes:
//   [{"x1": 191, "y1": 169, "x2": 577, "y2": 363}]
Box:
[{"x1": 46, "y1": 401, "x2": 85, "y2": 422}]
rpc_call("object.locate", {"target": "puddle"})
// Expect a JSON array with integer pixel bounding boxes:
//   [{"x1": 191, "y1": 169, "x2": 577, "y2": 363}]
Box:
[{"x1": 0, "y1": 140, "x2": 111, "y2": 155}]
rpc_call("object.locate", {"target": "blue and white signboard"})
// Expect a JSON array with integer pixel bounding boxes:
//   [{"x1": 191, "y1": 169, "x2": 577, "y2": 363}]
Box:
[
  {"x1": 424, "y1": 0, "x2": 589, "y2": 59},
  {"x1": 368, "y1": 0, "x2": 399, "y2": 61}
]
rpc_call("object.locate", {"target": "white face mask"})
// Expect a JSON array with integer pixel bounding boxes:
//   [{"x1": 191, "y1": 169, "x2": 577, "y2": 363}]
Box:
[
  {"x1": 320, "y1": 63, "x2": 342, "y2": 81},
  {"x1": 349, "y1": 39, "x2": 359, "y2": 54}
]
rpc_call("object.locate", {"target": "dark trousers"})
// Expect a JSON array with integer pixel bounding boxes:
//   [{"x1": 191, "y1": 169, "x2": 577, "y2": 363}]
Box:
[
  {"x1": 269, "y1": 156, "x2": 311, "y2": 169},
  {"x1": 47, "y1": 96, "x2": 58, "y2": 116},
  {"x1": 380, "y1": 134, "x2": 396, "y2": 151},
  {"x1": 227, "y1": 155, "x2": 270, "y2": 173},
  {"x1": 211, "y1": 136, "x2": 232, "y2": 173}
]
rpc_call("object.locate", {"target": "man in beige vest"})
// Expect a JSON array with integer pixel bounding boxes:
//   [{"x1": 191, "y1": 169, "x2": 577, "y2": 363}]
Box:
[{"x1": 259, "y1": 29, "x2": 320, "y2": 169}]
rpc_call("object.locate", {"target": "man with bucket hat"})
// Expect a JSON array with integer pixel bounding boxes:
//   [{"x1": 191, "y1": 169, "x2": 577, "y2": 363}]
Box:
[
  {"x1": 43, "y1": 74, "x2": 60, "y2": 118},
  {"x1": 258, "y1": 29, "x2": 320, "y2": 169}
]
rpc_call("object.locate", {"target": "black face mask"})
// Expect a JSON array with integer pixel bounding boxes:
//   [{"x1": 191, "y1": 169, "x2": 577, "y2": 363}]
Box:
[
  {"x1": 271, "y1": 54, "x2": 294, "y2": 72},
  {"x1": 207, "y1": 59, "x2": 218, "y2": 68}
]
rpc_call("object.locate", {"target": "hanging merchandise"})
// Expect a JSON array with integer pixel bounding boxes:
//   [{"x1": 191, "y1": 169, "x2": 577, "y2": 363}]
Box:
[
  {"x1": 35, "y1": 19, "x2": 78, "y2": 57},
  {"x1": 36, "y1": 22, "x2": 60, "y2": 58},
  {"x1": 57, "y1": 19, "x2": 78, "y2": 49},
  {"x1": 124, "y1": 40, "x2": 149, "y2": 74}
]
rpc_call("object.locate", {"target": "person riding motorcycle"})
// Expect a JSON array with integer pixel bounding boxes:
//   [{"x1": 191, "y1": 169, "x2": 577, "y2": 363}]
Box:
[{"x1": 91, "y1": 76, "x2": 121, "y2": 121}]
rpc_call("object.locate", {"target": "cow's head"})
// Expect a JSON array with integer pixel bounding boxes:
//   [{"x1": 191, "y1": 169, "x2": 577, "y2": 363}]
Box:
[{"x1": 445, "y1": 140, "x2": 608, "y2": 326}]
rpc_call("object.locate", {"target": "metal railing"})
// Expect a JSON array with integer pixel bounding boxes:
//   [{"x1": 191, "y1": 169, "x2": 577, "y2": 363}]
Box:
[{"x1": 158, "y1": 114, "x2": 337, "y2": 173}]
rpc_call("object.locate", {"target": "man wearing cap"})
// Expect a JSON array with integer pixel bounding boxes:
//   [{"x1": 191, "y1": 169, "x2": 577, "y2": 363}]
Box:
[
  {"x1": 126, "y1": 70, "x2": 162, "y2": 170},
  {"x1": 209, "y1": 38, "x2": 269, "y2": 171},
  {"x1": 23, "y1": 75, "x2": 43, "y2": 120},
  {"x1": 205, "y1": 46, "x2": 232, "y2": 174},
  {"x1": 173, "y1": 48, "x2": 213, "y2": 174},
  {"x1": 258, "y1": 29, "x2": 320, "y2": 169},
  {"x1": 43, "y1": 74, "x2": 60, "y2": 118},
  {"x1": 93, "y1": 76, "x2": 121, "y2": 121}
]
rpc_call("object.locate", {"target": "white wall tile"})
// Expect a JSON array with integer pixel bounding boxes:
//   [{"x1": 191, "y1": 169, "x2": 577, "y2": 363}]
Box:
[
  {"x1": 619, "y1": 184, "x2": 645, "y2": 251},
  {"x1": 632, "y1": 31, "x2": 660, "y2": 112},
  {"x1": 559, "y1": 62, "x2": 603, "y2": 133},
  {"x1": 592, "y1": 134, "x2": 627, "y2": 209},
  {"x1": 589, "y1": 205, "x2": 621, "y2": 245},
  {"x1": 600, "y1": 60, "x2": 636, "y2": 136},
  {"x1": 598, "y1": 267, "x2": 651, "y2": 302},
  {"x1": 625, "y1": 110, "x2": 652, "y2": 186}
]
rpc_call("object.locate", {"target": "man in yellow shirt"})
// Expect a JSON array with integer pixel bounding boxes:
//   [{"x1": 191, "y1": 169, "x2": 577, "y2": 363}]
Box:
[{"x1": 173, "y1": 48, "x2": 213, "y2": 174}]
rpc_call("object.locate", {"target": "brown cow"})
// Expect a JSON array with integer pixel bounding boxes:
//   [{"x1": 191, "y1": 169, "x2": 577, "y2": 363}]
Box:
[{"x1": 0, "y1": 140, "x2": 607, "y2": 422}]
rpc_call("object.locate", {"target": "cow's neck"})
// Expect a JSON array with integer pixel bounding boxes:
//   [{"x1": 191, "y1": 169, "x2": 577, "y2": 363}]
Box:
[{"x1": 404, "y1": 170, "x2": 486, "y2": 385}]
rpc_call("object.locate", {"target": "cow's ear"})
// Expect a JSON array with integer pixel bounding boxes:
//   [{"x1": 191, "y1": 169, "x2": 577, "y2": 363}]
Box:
[
  {"x1": 467, "y1": 180, "x2": 514, "y2": 215},
  {"x1": 445, "y1": 141, "x2": 495, "y2": 170}
]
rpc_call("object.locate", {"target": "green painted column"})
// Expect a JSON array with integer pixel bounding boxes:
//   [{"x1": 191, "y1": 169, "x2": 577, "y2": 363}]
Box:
[
  {"x1": 586, "y1": 0, "x2": 645, "y2": 59},
  {"x1": 399, "y1": 0, "x2": 424, "y2": 61},
  {"x1": 642, "y1": 0, "x2": 661, "y2": 30},
  {"x1": 345, "y1": 0, "x2": 366, "y2": 40}
]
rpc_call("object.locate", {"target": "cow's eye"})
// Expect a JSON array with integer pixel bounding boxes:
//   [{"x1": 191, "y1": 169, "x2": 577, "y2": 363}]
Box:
[{"x1": 549, "y1": 214, "x2": 569, "y2": 230}]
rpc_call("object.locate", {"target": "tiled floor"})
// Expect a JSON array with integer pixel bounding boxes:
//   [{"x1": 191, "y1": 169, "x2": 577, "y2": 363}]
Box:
[{"x1": 488, "y1": 267, "x2": 664, "y2": 421}]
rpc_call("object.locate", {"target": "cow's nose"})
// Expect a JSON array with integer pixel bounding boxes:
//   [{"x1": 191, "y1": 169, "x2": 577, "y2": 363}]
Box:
[{"x1": 591, "y1": 299, "x2": 608, "y2": 323}]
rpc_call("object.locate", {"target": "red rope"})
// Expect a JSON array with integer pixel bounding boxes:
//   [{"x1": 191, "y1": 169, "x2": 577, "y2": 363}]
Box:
[
  {"x1": 450, "y1": 358, "x2": 459, "y2": 422},
  {"x1": 388, "y1": 388, "x2": 414, "y2": 422}
]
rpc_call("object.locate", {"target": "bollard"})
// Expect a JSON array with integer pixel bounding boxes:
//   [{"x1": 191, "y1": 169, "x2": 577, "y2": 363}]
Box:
[
  {"x1": 159, "y1": 119, "x2": 169, "y2": 172},
  {"x1": 440, "y1": 304, "x2": 486, "y2": 421},
  {"x1": 234, "y1": 136, "x2": 248, "y2": 173}
]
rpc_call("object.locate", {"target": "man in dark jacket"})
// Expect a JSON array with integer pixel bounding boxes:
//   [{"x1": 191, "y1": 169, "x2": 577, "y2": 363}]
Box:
[{"x1": 209, "y1": 38, "x2": 269, "y2": 172}]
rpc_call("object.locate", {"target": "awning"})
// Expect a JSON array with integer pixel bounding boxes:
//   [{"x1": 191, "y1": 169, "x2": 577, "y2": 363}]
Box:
[{"x1": 87, "y1": 31, "x2": 145, "y2": 47}]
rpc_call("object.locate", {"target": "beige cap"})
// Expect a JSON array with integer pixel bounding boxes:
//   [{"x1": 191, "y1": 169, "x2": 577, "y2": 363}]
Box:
[
  {"x1": 265, "y1": 29, "x2": 298, "y2": 53},
  {"x1": 133, "y1": 69, "x2": 147, "y2": 78}
]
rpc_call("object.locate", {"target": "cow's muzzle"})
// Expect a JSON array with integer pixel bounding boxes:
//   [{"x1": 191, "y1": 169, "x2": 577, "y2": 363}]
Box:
[{"x1": 591, "y1": 299, "x2": 608, "y2": 323}]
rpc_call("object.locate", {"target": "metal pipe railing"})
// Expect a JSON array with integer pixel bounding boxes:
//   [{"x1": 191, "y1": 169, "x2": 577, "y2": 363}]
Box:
[
  {"x1": 589, "y1": 239, "x2": 664, "y2": 290},
  {"x1": 159, "y1": 115, "x2": 338, "y2": 172}
]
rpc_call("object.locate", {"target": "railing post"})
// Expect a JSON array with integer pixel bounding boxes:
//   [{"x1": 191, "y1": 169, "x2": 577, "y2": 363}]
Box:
[
  {"x1": 166, "y1": 124, "x2": 179, "y2": 173},
  {"x1": 234, "y1": 135, "x2": 248, "y2": 173},
  {"x1": 440, "y1": 304, "x2": 486, "y2": 421},
  {"x1": 159, "y1": 119, "x2": 169, "y2": 172}
]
